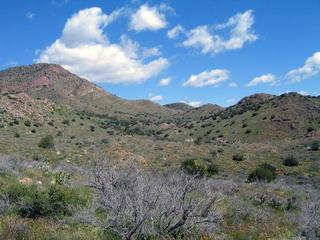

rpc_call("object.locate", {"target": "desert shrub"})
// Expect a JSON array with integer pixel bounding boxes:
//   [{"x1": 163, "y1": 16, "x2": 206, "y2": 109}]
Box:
[
  {"x1": 38, "y1": 135, "x2": 54, "y2": 149},
  {"x1": 90, "y1": 163, "x2": 221, "y2": 239},
  {"x1": 1, "y1": 183, "x2": 87, "y2": 219},
  {"x1": 247, "y1": 163, "x2": 277, "y2": 183},
  {"x1": 47, "y1": 121, "x2": 54, "y2": 127},
  {"x1": 101, "y1": 138, "x2": 109, "y2": 144},
  {"x1": 233, "y1": 153, "x2": 245, "y2": 162},
  {"x1": 195, "y1": 137, "x2": 202, "y2": 145},
  {"x1": 206, "y1": 163, "x2": 219, "y2": 176},
  {"x1": 90, "y1": 125, "x2": 95, "y2": 132},
  {"x1": 307, "y1": 127, "x2": 315, "y2": 133},
  {"x1": 217, "y1": 148, "x2": 224, "y2": 153},
  {"x1": 181, "y1": 159, "x2": 205, "y2": 176},
  {"x1": 245, "y1": 129, "x2": 252, "y2": 134},
  {"x1": 51, "y1": 170, "x2": 71, "y2": 185},
  {"x1": 283, "y1": 155, "x2": 299, "y2": 166},
  {"x1": 14, "y1": 133, "x2": 20, "y2": 138},
  {"x1": 24, "y1": 120, "x2": 31, "y2": 127},
  {"x1": 13, "y1": 119, "x2": 19, "y2": 125},
  {"x1": 62, "y1": 119, "x2": 70, "y2": 125},
  {"x1": 31, "y1": 129, "x2": 36, "y2": 133},
  {"x1": 310, "y1": 141, "x2": 320, "y2": 151},
  {"x1": 56, "y1": 131, "x2": 63, "y2": 137}
]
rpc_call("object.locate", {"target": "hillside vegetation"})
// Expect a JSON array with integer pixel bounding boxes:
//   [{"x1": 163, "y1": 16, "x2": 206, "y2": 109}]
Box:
[{"x1": 0, "y1": 64, "x2": 319, "y2": 239}]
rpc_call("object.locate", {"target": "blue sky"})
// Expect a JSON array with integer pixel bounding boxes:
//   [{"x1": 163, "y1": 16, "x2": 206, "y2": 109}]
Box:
[{"x1": 0, "y1": 0, "x2": 319, "y2": 107}]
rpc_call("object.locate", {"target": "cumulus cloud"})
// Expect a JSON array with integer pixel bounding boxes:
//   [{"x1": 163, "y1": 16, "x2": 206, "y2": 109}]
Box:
[
  {"x1": 182, "y1": 10, "x2": 257, "y2": 55},
  {"x1": 183, "y1": 69, "x2": 230, "y2": 87},
  {"x1": 286, "y1": 52, "x2": 320, "y2": 83},
  {"x1": 159, "y1": 77, "x2": 172, "y2": 86},
  {"x1": 36, "y1": 7, "x2": 169, "y2": 84},
  {"x1": 167, "y1": 24, "x2": 184, "y2": 39},
  {"x1": 129, "y1": 4, "x2": 167, "y2": 32},
  {"x1": 246, "y1": 74, "x2": 276, "y2": 87},
  {"x1": 149, "y1": 93, "x2": 163, "y2": 102}
]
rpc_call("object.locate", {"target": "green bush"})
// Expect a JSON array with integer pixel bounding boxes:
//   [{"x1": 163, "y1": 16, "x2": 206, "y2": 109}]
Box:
[
  {"x1": 38, "y1": 135, "x2": 54, "y2": 149},
  {"x1": 310, "y1": 141, "x2": 320, "y2": 151},
  {"x1": 283, "y1": 155, "x2": 299, "y2": 167},
  {"x1": 24, "y1": 120, "x2": 31, "y2": 127},
  {"x1": 1, "y1": 183, "x2": 87, "y2": 219},
  {"x1": 247, "y1": 163, "x2": 277, "y2": 183},
  {"x1": 233, "y1": 153, "x2": 245, "y2": 162},
  {"x1": 206, "y1": 164, "x2": 219, "y2": 176},
  {"x1": 62, "y1": 119, "x2": 70, "y2": 125},
  {"x1": 181, "y1": 159, "x2": 205, "y2": 176}
]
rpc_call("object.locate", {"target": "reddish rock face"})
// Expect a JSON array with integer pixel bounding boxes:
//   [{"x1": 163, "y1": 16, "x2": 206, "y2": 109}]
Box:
[{"x1": 31, "y1": 75, "x2": 51, "y2": 88}]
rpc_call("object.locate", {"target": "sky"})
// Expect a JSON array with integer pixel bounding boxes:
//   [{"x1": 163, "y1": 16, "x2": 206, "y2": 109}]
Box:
[{"x1": 0, "y1": 0, "x2": 320, "y2": 107}]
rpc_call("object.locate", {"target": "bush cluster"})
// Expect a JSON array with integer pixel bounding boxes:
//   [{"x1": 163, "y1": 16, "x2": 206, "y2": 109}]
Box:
[
  {"x1": 1, "y1": 183, "x2": 87, "y2": 219},
  {"x1": 247, "y1": 163, "x2": 277, "y2": 183},
  {"x1": 181, "y1": 159, "x2": 219, "y2": 177}
]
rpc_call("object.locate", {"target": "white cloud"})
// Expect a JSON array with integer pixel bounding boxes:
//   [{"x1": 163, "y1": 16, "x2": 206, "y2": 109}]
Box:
[
  {"x1": 246, "y1": 74, "x2": 276, "y2": 87},
  {"x1": 26, "y1": 12, "x2": 35, "y2": 20},
  {"x1": 149, "y1": 93, "x2": 163, "y2": 102},
  {"x1": 129, "y1": 4, "x2": 167, "y2": 32},
  {"x1": 142, "y1": 47, "x2": 161, "y2": 58},
  {"x1": 167, "y1": 24, "x2": 184, "y2": 39},
  {"x1": 159, "y1": 77, "x2": 172, "y2": 86},
  {"x1": 286, "y1": 52, "x2": 320, "y2": 83},
  {"x1": 188, "y1": 101, "x2": 202, "y2": 107},
  {"x1": 180, "y1": 101, "x2": 202, "y2": 107},
  {"x1": 182, "y1": 10, "x2": 257, "y2": 55},
  {"x1": 227, "y1": 98, "x2": 236, "y2": 103},
  {"x1": 183, "y1": 69, "x2": 230, "y2": 87},
  {"x1": 36, "y1": 7, "x2": 169, "y2": 84},
  {"x1": 228, "y1": 82, "x2": 238, "y2": 88},
  {"x1": 298, "y1": 90, "x2": 308, "y2": 96}
]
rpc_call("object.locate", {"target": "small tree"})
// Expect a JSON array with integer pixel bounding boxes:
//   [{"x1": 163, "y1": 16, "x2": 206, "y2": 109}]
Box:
[{"x1": 38, "y1": 135, "x2": 54, "y2": 149}]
